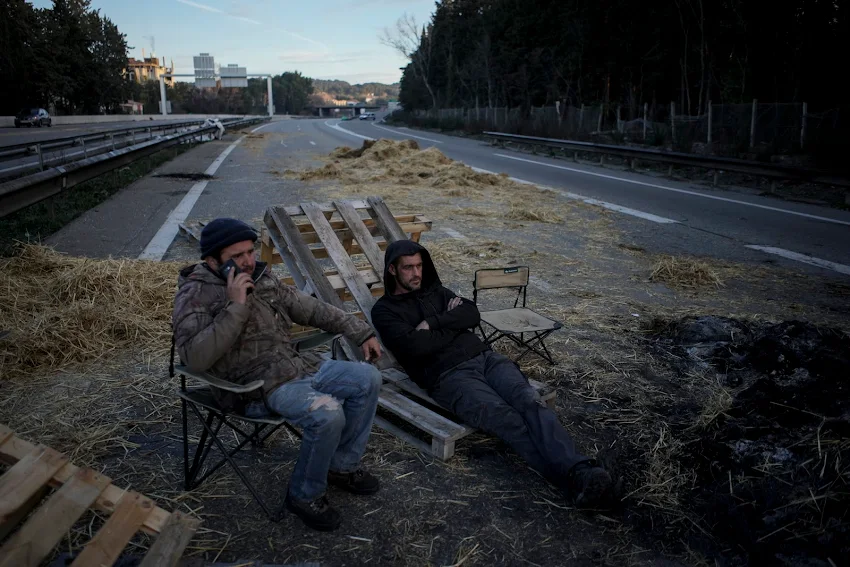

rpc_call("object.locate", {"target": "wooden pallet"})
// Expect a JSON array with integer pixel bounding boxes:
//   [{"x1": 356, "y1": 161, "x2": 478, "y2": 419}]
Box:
[
  {"x1": 178, "y1": 219, "x2": 207, "y2": 242},
  {"x1": 0, "y1": 424, "x2": 199, "y2": 567},
  {"x1": 263, "y1": 197, "x2": 557, "y2": 461}
]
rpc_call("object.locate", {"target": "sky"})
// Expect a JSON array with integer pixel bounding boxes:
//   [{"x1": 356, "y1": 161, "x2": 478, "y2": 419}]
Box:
[{"x1": 32, "y1": 0, "x2": 438, "y2": 85}]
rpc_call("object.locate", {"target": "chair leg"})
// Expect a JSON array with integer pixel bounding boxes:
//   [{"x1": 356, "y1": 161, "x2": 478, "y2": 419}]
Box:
[
  {"x1": 186, "y1": 410, "x2": 220, "y2": 489},
  {"x1": 513, "y1": 330, "x2": 557, "y2": 364},
  {"x1": 182, "y1": 398, "x2": 190, "y2": 490},
  {"x1": 187, "y1": 403, "x2": 281, "y2": 521}
]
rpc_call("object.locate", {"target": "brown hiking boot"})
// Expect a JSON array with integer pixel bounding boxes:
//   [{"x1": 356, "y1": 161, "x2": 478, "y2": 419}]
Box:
[
  {"x1": 284, "y1": 493, "x2": 342, "y2": 531},
  {"x1": 327, "y1": 468, "x2": 380, "y2": 495},
  {"x1": 567, "y1": 460, "x2": 613, "y2": 508}
]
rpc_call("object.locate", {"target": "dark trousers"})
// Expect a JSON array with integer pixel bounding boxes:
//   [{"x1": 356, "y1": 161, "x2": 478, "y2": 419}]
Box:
[{"x1": 430, "y1": 350, "x2": 588, "y2": 485}]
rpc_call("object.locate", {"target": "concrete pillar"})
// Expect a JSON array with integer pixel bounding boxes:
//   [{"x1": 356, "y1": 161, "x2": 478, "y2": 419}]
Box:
[{"x1": 267, "y1": 76, "x2": 274, "y2": 117}]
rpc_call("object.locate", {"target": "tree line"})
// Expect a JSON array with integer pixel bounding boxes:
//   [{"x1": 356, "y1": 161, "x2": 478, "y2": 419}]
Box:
[
  {"x1": 312, "y1": 79, "x2": 399, "y2": 102},
  {"x1": 390, "y1": 0, "x2": 846, "y2": 116},
  {"x1": 1, "y1": 0, "x2": 129, "y2": 115},
  {"x1": 1, "y1": 0, "x2": 317, "y2": 116},
  {"x1": 131, "y1": 72, "x2": 314, "y2": 116}
]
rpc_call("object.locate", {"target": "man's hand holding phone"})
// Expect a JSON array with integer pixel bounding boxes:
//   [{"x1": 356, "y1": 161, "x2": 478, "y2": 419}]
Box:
[{"x1": 224, "y1": 262, "x2": 254, "y2": 304}]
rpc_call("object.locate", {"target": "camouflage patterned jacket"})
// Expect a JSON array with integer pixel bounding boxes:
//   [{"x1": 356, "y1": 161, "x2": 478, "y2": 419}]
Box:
[{"x1": 173, "y1": 262, "x2": 374, "y2": 410}]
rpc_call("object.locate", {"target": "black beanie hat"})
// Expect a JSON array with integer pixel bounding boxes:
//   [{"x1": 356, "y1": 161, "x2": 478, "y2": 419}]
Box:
[{"x1": 199, "y1": 218, "x2": 257, "y2": 259}]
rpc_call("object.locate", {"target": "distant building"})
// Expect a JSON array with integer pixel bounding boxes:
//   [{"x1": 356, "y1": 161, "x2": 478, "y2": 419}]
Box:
[
  {"x1": 126, "y1": 54, "x2": 173, "y2": 85},
  {"x1": 120, "y1": 100, "x2": 144, "y2": 115}
]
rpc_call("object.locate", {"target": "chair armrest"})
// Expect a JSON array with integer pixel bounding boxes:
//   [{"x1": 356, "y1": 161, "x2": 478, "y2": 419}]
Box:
[
  {"x1": 174, "y1": 365, "x2": 264, "y2": 394},
  {"x1": 294, "y1": 331, "x2": 340, "y2": 353}
]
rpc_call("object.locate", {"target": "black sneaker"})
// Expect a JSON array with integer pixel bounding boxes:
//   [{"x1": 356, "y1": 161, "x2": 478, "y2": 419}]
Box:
[
  {"x1": 284, "y1": 492, "x2": 341, "y2": 531},
  {"x1": 566, "y1": 460, "x2": 613, "y2": 509},
  {"x1": 327, "y1": 468, "x2": 380, "y2": 495}
]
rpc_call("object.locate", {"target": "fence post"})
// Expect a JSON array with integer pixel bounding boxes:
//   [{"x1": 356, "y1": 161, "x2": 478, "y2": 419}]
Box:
[
  {"x1": 670, "y1": 102, "x2": 676, "y2": 145},
  {"x1": 643, "y1": 103, "x2": 648, "y2": 140},
  {"x1": 37, "y1": 144, "x2": 44, "y2": 171},
  {"x1": 800, "y1": 102, "x2": 807, "y2": 149},
  {"x1": 750, "y1": 98, "x2": 757, "y2": 148},
  {"x1": 596, "y1": 104, "x2": 603, "y2": 133},
  {"x1": 579, "y1": 104, "x2": 585, "y2": 132},
  {"x1": 617, "y1": 105, "x2": 622, "y2": 133},
  {"x1": 707, "y1": 100, "x2": 712, "y2": 144}
]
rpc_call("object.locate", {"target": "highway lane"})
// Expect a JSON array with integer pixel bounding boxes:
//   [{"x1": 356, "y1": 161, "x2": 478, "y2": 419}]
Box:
[
  {"x1": 312, "y1": 117, "x2": 850, "y2": 274},
  {"x1": 130, "y1": 117, "x2": 849, "y2": 277},
  {"x1": 0, "y1": 118, "x2": 207, "y2": 148}
]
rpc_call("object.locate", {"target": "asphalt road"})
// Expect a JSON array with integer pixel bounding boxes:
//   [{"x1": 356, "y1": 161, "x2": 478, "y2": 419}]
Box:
[
  {"x1": 44, "y1": 115, "x2": 849, "y2": 277},
  {"x1": 0, "y1": 119, "x2": 205, "y2": 148},
  {"x1": 220, "y1": 117, "x2": 849, "y2": 275}
]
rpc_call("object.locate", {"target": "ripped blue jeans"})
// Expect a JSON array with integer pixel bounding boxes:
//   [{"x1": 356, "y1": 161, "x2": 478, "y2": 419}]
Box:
[{"x1": 263, "y1": 359, "x2": 382, "y2": 502}]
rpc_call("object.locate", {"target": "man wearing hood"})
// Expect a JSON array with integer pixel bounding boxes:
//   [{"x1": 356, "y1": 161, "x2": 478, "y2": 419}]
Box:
[
  {"x1": 371, "y1": 240, "x2": 612, "y2": 507},
  {"x1": 173, "y1": 218, "x2": 383, "y2": 531}
]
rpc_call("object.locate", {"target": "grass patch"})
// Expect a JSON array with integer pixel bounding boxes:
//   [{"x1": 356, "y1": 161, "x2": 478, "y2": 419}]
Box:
[{"x1": 0, "y1": 143, "x2": 195, "y2": 256}]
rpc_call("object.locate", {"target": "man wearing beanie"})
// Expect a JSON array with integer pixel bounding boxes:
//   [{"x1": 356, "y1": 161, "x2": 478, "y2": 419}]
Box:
[{"x1": 173, "y1": 218, "x2": 384, "y2": 531}]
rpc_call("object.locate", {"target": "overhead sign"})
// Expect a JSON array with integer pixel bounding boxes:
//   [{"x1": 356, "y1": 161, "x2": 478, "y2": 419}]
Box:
[
  {"x1": 193, "y1": 53, "x2": 216, "y2": 88},
  {"x1": 220, "y1": 64, "x2": 248, "y2": 88}
]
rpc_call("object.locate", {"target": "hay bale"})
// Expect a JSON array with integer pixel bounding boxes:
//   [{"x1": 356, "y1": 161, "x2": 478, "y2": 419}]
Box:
[
  {"x1": 650, "y1": 256, "x2": 724, "y2": 290},
  {"x1": 0, "y1": 245, "x2": 179, "y2": 379}
]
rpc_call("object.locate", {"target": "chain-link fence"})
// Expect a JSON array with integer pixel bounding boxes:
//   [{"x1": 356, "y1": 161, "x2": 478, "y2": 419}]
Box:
[{"x1": 394, "y1": 101, "x2": 842, "y2": 159}]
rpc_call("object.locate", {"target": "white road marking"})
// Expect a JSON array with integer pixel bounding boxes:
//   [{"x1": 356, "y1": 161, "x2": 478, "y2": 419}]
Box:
[
  {"x1": 564, "y1": 193, "x2": 678, "y2": 224},
  {"x1": 281, "y1": 141, "x2": 288, "y2": 148},
  {"x1": 495, "y1": 153, "x2": 850, "y2": 227},
  {"x1": 309, "y1": 141, "x2": 316, "y2": 146},
  {"x1": 203, "y1": 138, "x2": 243, "y2": 176},
  {"x1": 471, "y1": 166, "x2": 677, "y2": 224},
  {"x1": 441, "y1": 227, "x2": 467, "y2": 239},
  {"x1": 324, "y1": 120, "x2": 375, "y2": 141},
  {"x1": 138, "y1": 135, "x2": 245, "y2": 261},
  {"x1": 529, "y1": 276, "x2": 554, "y2": 292},
  {"x1": 371, "y1": 123, "x2": 443, "y2": 144},
  {"x1": 251, "y1": 122, "x2": 274, "y2": 133},
  {"x1": 745, "y1": 246, "x2": 850, "y2": 276}
]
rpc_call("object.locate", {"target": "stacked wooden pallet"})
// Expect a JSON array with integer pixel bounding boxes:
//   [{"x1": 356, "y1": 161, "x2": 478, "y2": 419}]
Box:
[
  {"x1": 262, "y1": 196, "x2": 555, "y2": 460},
  {"x1": 0, "y1": 424, "x2": 199, "y2": 567}
]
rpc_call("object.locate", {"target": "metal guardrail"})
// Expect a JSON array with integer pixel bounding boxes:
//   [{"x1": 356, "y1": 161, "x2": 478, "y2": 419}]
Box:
[
  {"x1": 0, "y1": 119, "x2": 213, "y2": 160},
  {"x1": 484, "y1": 131, "x2": 850, "y2": 188},
  {"x1": 0, "y1": 116, "x2": 268, "y2": 218}
]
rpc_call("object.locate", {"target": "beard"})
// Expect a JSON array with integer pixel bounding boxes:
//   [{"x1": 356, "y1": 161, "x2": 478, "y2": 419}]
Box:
[{"x1": 397, "y1": 276, "x2": 421, "y2": 292}]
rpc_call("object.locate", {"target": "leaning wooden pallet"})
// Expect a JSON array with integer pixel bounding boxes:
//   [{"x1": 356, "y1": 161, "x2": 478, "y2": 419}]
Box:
[
  {"x1": 0, "y1": 424, "x2": 199, "y2": 567},
  {"x1": 262, "y1": 196, "x2": 556, "y2": 460}
]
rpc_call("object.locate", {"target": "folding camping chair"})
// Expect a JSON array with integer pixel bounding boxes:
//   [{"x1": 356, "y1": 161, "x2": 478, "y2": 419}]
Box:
[
  {"x1": 171, "y1": 331, "x2": 335, "y2": 521},
  {"x1": 473, "y1": 266, "x2": 562, "y2": 364}
]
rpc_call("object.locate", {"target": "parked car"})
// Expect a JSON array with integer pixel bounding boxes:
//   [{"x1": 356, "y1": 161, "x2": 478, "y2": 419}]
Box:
[
  {"x1": 15, "y1": 108, "x2": 52, "y2": 128},
  {"x1": 359, "y1": 112, "x2": 376, "y2": 121}
]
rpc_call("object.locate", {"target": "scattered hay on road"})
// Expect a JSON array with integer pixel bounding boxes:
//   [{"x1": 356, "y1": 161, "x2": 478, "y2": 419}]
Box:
[
  {"x1": 650, "y1": 255, "x2": 725, "y2": 290},
  {"x1": 0, "y1": 245, "x2": 178, "y2": 380}
]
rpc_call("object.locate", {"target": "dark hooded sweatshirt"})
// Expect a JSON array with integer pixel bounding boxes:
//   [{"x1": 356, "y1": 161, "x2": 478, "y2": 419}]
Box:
[{"x1": 371, "y1": 240, "x2": 489, "y2": 390}]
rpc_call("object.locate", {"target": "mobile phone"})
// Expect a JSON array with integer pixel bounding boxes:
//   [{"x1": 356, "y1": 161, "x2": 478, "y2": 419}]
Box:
[
  {"x1": 218, "y1": 259, "x2": 241, "y2": 280},
  {"x1": 218, "y1": 259, "x2": 253, "y2": 295}
]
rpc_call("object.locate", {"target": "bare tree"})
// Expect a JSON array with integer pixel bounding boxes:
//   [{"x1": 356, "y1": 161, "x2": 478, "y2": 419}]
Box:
[{"x1": 380, "y1": 14, "x2": 438, "y2": 109}]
